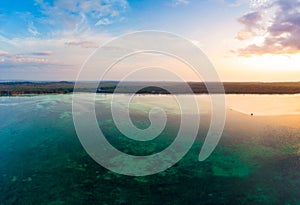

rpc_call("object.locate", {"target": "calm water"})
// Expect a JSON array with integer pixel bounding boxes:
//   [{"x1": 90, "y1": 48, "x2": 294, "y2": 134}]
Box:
[
  {"x1": 226, "y1": 94, "x2": 300, "y2": 115},
  {"x1": 0, "y1": 94, "x2": 300, "y2": 204}
]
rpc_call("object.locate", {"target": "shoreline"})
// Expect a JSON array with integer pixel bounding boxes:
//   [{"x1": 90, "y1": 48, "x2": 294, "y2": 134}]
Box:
[
  {"x1": 1, "y1": 93, "x2": 300, "y2": 97},
  {"x1": 1, "y1": 81, "x2": 300, "y2": 96}
]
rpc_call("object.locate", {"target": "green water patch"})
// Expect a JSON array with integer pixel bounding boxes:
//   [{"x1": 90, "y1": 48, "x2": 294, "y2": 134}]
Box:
[
  {"x1": 59, "y1": 111, "x2": 72, "y2": 120},
  {"x1": 1, "y1": 95, "x2": 300, "y2": 204},
  {"x1": 209, "y1": 153, "x2": 250, "y2": 178}
]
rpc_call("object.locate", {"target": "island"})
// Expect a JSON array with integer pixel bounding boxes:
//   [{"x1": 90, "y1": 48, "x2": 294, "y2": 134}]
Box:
[{"x1": 1, "y1": 81, "x2": 300, "y2": 96}]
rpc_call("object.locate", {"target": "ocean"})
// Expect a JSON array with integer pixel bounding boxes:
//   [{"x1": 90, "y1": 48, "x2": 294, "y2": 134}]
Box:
[{"x1": 0, "y1": 94, "x2": 300, "y2": 204}]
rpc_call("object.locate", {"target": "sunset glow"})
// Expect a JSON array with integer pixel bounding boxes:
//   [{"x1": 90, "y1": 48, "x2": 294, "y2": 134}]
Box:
[{"x1": 0, "y1": 0, "x2": 299, "y2": 81}]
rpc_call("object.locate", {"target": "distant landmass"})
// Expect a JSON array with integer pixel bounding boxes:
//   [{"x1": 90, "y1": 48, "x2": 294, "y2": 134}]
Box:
[{"x1": 1, "y1": 81, "x2": 300, "y2": 96}]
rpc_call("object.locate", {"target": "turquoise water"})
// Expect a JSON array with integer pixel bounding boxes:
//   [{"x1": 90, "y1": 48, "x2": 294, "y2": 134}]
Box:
[{"x1": 1, "y1": 94, "x2": 300, "y2": 204}]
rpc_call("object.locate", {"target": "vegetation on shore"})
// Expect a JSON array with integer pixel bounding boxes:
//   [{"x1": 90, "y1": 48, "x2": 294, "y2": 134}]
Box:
[
  {"x1": 0, "y1": 82, "x2": 74, "y2": 96},
  {"x1": 1, "y1": 81, "x2": 300, "y2": 96}
]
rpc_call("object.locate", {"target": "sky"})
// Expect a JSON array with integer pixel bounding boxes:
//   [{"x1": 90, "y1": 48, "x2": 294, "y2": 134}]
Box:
[{"x1": 0, "y1": 0, "x2": 299, "y2": 81}]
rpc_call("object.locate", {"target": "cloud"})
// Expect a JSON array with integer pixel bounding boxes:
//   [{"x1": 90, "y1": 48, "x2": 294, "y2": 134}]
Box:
[
  {"x1": 0, "y1": 51, "x2": 74, "y2": 71},
  {"x1": 34, "y1": 0, "x2": 128, "y2": 31},
  {"x1": 0, "y1": 51, "x2": 58, "y2": 68},
  {"x1": 0, "y1": 38, "x2": 69, "y2": 69},
  {"x1": 0, "y1": 55, "x2": 63, "y2": 69},
  {"x1": 0, "y1": 50, "x2": 53, "y2": 58},
  {"x1": 28, "y1": 22, "x2": 40, "y2": 36},
  {"x1": 228, "y1": 0, "x2": 273, "y2": 8},
  {"x1": 236, "y1": 0, "x2": 300, "y2": 56},
  {"x1": 238, "y1": 11, "x2": 262, "y2": 28},
  {"x1": 65, "y1": 40, "x2": 99, "y2": 48},
  {"x1": 14, "y1": 57, "x2": 49, "y2": 64},
  {"x1": 236, "y1": 11, "x2": 263, "y2": 40},
  {"x1": 0, "y1": 50, "x2": 9, "y2": 56},
  {"x1": 0, "y1": 31, "x2": 111, "y2": 74},
  {"x1": 95, "y1": 18, "x2": 113, "y2": 26},
  {"x1": 173, "y1": 0, "x2": 190, "y2": 6},
  {"x1": 28, "y1": 51, "x2": 54, "y2": 56}
]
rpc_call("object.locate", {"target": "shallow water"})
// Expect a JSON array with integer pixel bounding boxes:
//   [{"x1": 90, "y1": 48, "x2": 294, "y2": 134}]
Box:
[
  {"x1": 0, "y1": 94, "x2": 300, "y2": 204},
  {"x1": 226, "y1": 94, "x2": 300, "y2": 116}
]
